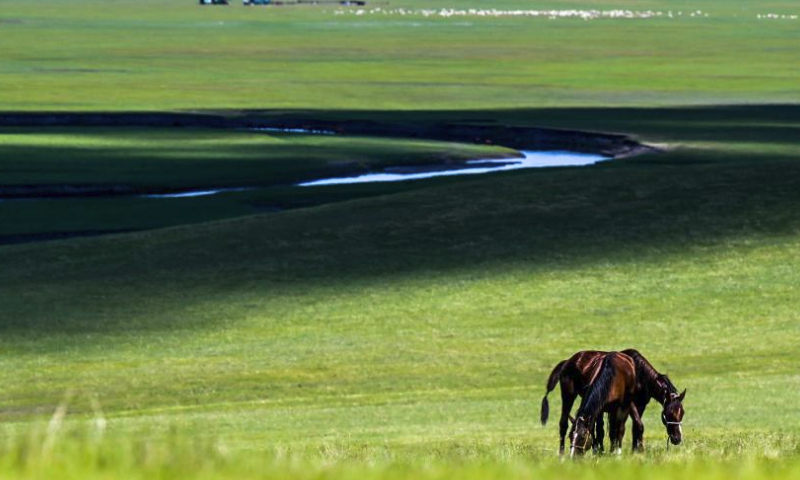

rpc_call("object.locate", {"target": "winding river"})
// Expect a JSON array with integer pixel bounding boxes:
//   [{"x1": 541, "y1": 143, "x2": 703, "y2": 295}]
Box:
[{"x1": 298, "y1": 150, "x2": 608, "y2": 187}]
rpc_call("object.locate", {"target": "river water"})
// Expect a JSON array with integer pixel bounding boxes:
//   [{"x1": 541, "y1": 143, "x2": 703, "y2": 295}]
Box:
[{"x1": 297, "y1": 150, "x2": 608, "y2": 187}]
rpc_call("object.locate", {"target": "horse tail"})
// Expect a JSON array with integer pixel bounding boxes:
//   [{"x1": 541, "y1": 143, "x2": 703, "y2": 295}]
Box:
[{"x1": 541, "y1": 359, "x2": 567, "y2": 426}]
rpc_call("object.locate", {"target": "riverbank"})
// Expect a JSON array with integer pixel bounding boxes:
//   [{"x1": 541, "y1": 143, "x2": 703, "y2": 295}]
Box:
[{"x1": 0, "y1": 111, "x2": 654, "y2": 158}]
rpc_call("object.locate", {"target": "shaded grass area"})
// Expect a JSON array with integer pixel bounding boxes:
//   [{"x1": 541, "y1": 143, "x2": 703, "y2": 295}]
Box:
[
  {"x1": 0, "y1": 128, "x2": 516, "y2": 188},
  {"x1": 0, "y1": 128, "x2": 514, "y2": 236},
  {"x1": 5, "y1": 104, "x2": 800, "y2": 239},
  {"x1": 237, "y1": 104, "x2": 800, "y2": 149}
]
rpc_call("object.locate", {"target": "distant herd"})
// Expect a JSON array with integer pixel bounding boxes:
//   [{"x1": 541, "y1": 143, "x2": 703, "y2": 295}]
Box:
[{"x1": 541, "y1": 349, "x2": 685, "y2": 456}]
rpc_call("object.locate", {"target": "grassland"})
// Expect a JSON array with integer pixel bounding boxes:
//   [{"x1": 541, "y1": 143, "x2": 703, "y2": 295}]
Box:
[
  {"x1": 0, "y1": 127, "x2": 514, "y2": 237},
  {"x1": 2, "y1": 1, "x2": 800, "y2": 110},
  {"x1": 1, "y1": 0, "x2": 800, "y2": 479}
]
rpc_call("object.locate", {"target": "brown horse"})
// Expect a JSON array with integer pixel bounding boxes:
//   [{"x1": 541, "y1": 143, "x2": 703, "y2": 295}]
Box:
[
  {"x1": 621, "y1": 349, "x2": 686, "y2": 449},
  {"x1": 541, "y1": 349, "x2": 686, "y2": 453},
  {"x1": 540, "y1": 350, "x2": 607, "y2": 454},
  {"x1": 568, "y1": 352, "x2": 641, "y2": 456}
]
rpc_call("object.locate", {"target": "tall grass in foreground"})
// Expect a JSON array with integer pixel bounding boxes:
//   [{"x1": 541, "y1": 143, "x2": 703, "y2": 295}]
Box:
[{"x1": 1, "y1": 418, "x2": 799, "y2": 480}]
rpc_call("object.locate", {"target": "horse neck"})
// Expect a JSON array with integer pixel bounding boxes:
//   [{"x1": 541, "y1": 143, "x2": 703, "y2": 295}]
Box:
[
  {"x1": 628, "y1": 352, "x2": 675, "y2": 404},
  {"x1": 638, "y1": 367, "x2": 663, "y2": 401},
  {"x1": 648, "y1": 372, "x2": 681, "y2": 405},
  {"x1": 577, "y1": 355, "x2": 616, "y2": 421}
]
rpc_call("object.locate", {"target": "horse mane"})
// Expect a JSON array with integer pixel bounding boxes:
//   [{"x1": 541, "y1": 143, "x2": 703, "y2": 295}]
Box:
[
  {"x1": 622, "y1": 348, "x2": 678, "y2": 397},
  {"x1": 661, "y1": 374, "x2": 679, "y2": 397},
  {"x1": 575, "y1": 353, "x2": 617, "y2": 421}
]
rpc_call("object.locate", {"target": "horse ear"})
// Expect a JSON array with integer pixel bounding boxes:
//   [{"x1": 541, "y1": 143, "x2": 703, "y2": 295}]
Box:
[{"x1": 678, "y1": 389, "x2": 686, "y2": 402}]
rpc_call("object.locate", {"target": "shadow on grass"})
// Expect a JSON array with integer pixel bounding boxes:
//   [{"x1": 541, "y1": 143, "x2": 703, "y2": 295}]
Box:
[
  {"x1": 233, "y1": 104, "x2": 800, "y2": 143},
  {"x1": 0, "y1": 104, "x2": 799, "y2": 336}
]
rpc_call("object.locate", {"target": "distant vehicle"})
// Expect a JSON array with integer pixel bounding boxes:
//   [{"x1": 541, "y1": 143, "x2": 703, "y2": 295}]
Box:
[
  {"x1": 199, "y1": 0, "x2": 229, "y2": 5},
  {"x1": 243, "y1": 0, "x2": 272, "y2": 5}
]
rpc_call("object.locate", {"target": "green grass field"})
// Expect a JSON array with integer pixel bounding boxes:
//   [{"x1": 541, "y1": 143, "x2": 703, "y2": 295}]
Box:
[
  {"x1": 1, "y1": 0, "x2": 800, "y2": 478},
  {"x1": 2, "y1": 0, "x2": 800, "y2": 110}
]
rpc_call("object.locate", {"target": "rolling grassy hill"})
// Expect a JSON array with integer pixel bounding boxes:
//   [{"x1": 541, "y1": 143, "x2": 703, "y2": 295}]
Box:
[
  {"x1": 2, "y1": 105, "x2": 800, "y2": 475},
  {"x1": 0, "y1": 126, "x2": 515, "y2": 238}
]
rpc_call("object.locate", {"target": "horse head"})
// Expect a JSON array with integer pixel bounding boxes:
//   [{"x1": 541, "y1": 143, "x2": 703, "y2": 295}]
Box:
[
  {"x1": 569, "y1": 415, "x2": 593, "y2": 457},
  {"x1": 661, "y1": 389, "x2": 686, "y2": 445}
]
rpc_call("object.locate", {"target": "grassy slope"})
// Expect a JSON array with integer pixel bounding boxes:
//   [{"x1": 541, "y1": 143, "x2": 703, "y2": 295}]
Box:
[
  {"x1": 1, "y1": 0, "x2": 800, "y2": 478},
  {"x1": 2, "y1": 107, "x2": 800, "y2": 445},
  {"x1": 0, "y1": 128, "x2": 516, "y2": 187},
  {"x1": 0, "y1": 127, "x2": 514, "y2": 236}
]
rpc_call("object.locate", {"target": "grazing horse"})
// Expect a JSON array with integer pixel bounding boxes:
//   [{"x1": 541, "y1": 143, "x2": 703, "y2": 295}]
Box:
[
  {"x1": 541, "y1": 350, "x2": 610, "y2": 453},
  {"x1": 621, "y1": 349, "x2": 686, "y2": 449},
  {"x1": 541, "y1": 349, "x2": 686, "y2": 453},
  {"x1": 568, "y1": 352, "x2": 641, "y2": 456}
]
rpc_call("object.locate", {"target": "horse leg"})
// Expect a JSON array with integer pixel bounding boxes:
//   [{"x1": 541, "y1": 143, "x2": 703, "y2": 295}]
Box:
[
  {"x1": 607, "y1": 410, "x2": 620, "y2": 454},
  {"x1": 631, "y1": 403, "x2": 646, "y2": 452},
  {"x1": 559, "y1": 383, "x2": 576, "y2": 455},
  {"x1": 615, "y1": 409, "x2": 629, "y2": 455},
  {"x1": 593, "y1": 414, "x2": 605, "y2": 454}
]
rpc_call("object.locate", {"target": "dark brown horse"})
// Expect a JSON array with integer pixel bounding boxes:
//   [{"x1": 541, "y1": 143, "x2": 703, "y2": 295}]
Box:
[
  {"x1": 568, "y1": 352, "x2": 641, "y2": 456},
  {"x1": 622, "y1": 349, "x2": 686, "y2": 448},
  {"x1": 541, "y1": 349, "x2": 686, "y2": 453},
  {"x1": 540, "y1": 350, "x2": 607, "y2": 453}
]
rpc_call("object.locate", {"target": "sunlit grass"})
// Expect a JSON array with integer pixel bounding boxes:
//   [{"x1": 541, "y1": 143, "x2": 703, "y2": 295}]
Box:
[
  {"x1": 2, "y1": 1, "x2": 800, "y2": 110},
  {"x1": 2, "y1": 1, "x2": 800, "y2": 478},
  {"x1": 0, "y1": 420, "x2": 798, "y2": 480}
]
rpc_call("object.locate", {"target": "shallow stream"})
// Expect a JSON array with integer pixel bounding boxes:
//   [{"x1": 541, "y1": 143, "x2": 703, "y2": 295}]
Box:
[{"x1": 298, "y1": 150, "x2": 608, "y2": 187}]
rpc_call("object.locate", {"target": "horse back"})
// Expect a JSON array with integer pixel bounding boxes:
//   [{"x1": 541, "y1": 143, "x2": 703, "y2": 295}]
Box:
[
  {"x1": 564, "y1": 350, "x2": 606, "y2": 387},
  {"x1": 609, "y1": 352, "x2": 637, "y2": 401}
]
